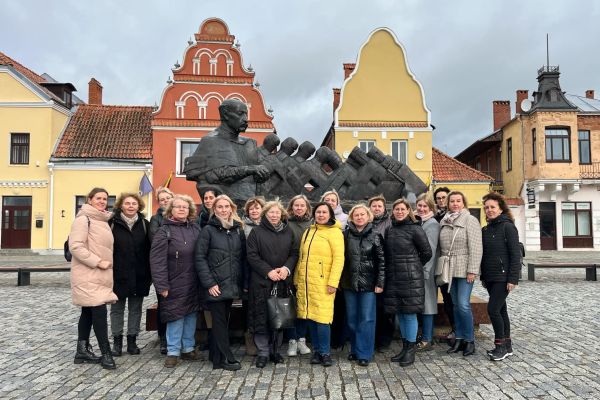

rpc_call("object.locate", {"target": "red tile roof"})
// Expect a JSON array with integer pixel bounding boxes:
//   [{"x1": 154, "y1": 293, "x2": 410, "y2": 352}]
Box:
[
  {"x1": 0, "y1": 51, "x2": 46, "y2": 84},
  {"x1": 54, "y1": 105, "x2": 153, "y2": 159},
  {"x1": 432, "y1": 147, "x2": 493, "y2": 182}
]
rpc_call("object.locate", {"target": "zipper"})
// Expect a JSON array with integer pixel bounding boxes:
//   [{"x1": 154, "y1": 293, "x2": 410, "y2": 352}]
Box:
[{"x1": 304, "y1": 227, "x2": 319, "y2": 316}]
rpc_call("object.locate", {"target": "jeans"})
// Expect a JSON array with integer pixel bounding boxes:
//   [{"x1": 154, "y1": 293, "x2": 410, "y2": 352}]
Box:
[
  {"x1": 421, "y1": 314, "x2": 434, "y2": 342},
  {"x1": 397, "y1": 313, "x2": 418, "y2": 342},
  {"x1": 307, "y1": 319, "x2": 331, "y2": 355},
  {"x1": 110, "y1": 296, "x2": 144, "y2": 336},
  {"x1": 450, "y1": 277, "x2": 474, "y2": 342},
  {"x1": 486, "y1": 281, "x2": 511, "y2": 340},
  {"x1": 286, "y1": 318, "x2": 308, "y2": 340},
  {"x1": 166, "y1": 312, "x2": 197, "y2": 356},
  {"x1": 344, "y1": 290, "x2": 376, "y2": 360}
]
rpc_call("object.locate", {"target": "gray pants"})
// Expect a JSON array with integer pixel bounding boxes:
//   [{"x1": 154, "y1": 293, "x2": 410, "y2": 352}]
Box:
[
  {"x1": 110, "y1": 296, "x2": 144, "y2": 337},
  {"x1": 254, "y1": 330, "x2": 283, "y2": 357}
]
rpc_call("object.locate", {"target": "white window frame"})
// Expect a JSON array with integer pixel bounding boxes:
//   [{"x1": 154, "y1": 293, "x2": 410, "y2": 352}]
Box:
[
  {"x1": 175, "y1": 138, "x2": 201, "y2": 177},
  {"x1": 390, "y1": 140, "x2": 408, "y2": 164},
  {"x1": 358, "y1": 140, "x2": 376, "y2": 153}
]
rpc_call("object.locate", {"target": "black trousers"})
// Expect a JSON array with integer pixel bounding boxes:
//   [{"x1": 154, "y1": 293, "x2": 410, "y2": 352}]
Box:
[
  {"x1": 78, "y1": 304, "x2": 109, "y2": 345},
  {"x1": 439, "y1": 284, "x2": 455, "y2": 329},
  {"x1": 375, "y1": 293, "x2": 394, "y2": 348},
  {"x1": 486, "y1": 281, "x2": 511, "y2": 340},
  {"x1": 207, "y1": 300, "x2": 236, "y2": 366}
]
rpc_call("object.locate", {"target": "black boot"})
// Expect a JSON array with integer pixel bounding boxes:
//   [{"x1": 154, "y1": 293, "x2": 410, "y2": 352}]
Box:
[
  {"x1": 111, "y1": 335, "x2": 123, "y2": 357},
  {"x1": 505, "y1": 337, "x2": 513, "y2": 356},
  {"x1": 391, "y1": 339, "x2": 408, "y2": 362},
  {"x1": 159, "y1": 335, "x2": 167, "y2": 355},
  {"x1": 462, "y1": 341, "x2": 475, "y2": 356},
  {"x1": 74, "y1": 340, "x2": 101, "y2": 364},
  {"x1": 127, "y1": 335, "x2": 140, "y2": 355},
  {"x1": 99, "y1": 340, "x2": 117, "y2": 370},
  {"x1": 447, "y1": 338, "x2": 465, "y2": 353},
  {"x1": 398, "y1": 342, "x2": 416, "y2": 367},
  {"x1": 488, "y1": 341, "x2": 507, "y2": 361}
]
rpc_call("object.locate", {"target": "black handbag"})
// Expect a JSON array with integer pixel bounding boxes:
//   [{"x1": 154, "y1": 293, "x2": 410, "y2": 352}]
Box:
[{"x1": 266, "y1": 282, "x2": 296, "y2": 330}]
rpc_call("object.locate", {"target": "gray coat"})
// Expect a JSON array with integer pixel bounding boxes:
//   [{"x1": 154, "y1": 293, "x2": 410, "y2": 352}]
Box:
[
  {"x1": 420, "y1": 217, "x2": 440, "y2": 315},
  {"x1": 439, "y1": 208, "x2": 483, "y2": 279}
]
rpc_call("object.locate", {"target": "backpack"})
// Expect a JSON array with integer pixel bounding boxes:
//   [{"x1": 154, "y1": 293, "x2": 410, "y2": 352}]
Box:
[
  {"x1": 64, "y1": 216, "x2": 90, "y2": 262},
  {"x1": 502, "y1": 222, "x2": 525, "y2": 278}
]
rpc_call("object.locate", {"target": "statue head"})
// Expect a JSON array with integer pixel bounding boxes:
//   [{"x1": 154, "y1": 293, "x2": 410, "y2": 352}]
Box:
[
  {"x1": 297, "y1": 141, "x2": 316, "y2": 160},
  {"x1": 219, "y1": 99, "x2": 248, "y2": 134},
  {"x1": 261, "y1": 133, "x2": 280, "y2": 153},
  {"x1": 280, "y1": 137, "x2": 298, "y2": 156}
]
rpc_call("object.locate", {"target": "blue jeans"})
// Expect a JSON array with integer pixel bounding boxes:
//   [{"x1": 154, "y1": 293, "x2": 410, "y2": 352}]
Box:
[
  {"x1": 397, "y1": 313, "x2": 418, "y2": 342},
  {"x1": 166, "y1": 312, "x2": 197, "y2": 356},
  {"x1": 286, "y1": 318, "x2": 308, "y2": 340},
  {"x1": 344, "y1": 290, "x2": 376, "y2": 360},
  {"x1": 450, "y1": 277, "x2": 474, "y2": 341},
  {"x1": 307, "y1": 319, "x2": 331, "y2": 355},
  {"x1": 421, "y1": 314, "x2": 434, "y2": 342}
]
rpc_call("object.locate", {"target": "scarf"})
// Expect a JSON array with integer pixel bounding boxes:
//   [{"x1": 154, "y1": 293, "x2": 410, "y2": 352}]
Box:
[
  {"x1": 419, "y1": 210, "x2": 434, "y2": 222},
  {"x1": 442, "y1": 210, "x2": 462, "y2": 225},
  {"x1": 121, "y1": 213, "x2": 139, "y2": 230},
  {"x1": 217, "y1": 215, "x2": 234, "y2": 229},
  {"x1": 271, "y1": 221, "x2": 285, "y2": 232}
]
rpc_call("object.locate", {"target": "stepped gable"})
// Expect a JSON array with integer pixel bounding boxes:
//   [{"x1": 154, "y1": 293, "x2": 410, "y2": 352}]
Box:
[
  {"x1": 432, "y1": 147, "x2": 493, "y2": 182},
  {"x1": 53, "y1": 104, "x2": 152, "y2": 159}
]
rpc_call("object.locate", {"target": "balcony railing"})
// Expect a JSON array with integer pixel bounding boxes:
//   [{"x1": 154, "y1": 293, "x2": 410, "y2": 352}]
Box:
[{"x1": 580, "y1": 162, "x2": 600, "y2": 179}]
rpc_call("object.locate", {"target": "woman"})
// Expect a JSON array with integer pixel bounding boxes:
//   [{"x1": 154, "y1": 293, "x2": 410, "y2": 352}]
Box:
[
  {"x1": 294, "y1": 202, "x2": 344, "y2": 367},
  {"x1": 69, "y1": 187, "x2": 118, "y2": 370},
  {"x1": 321, "y1": 190, "x2": 348, "y2": 229},
  {"x1": 341, "y1": 204, "x2": 385, "y2": 367},
  {"x1": 285, "y1": 195, "x2": 312, "y2": 357},
  {"x1": 109, "y1": 193, "x2": 152, "y2": 357},
  {"x1": 195, "y1": 194, "x2": 246, "y2": 371},
  {"x1": 368, "y1": 195, "x2": 391, "y2": 238},
  {"x1": 384, "y1": 198, "x2": 432, "y2": 367},
  {"x1": 247, "y1": 201, "x2": 299, "y2": 368},
  {"x1": 148, "y1": 187, "x2": 174, "y2": 355},
  {"x1": 198, "y1": 187, "x2": 221, "y2": 228},
  {"x1": 150, "y1": 194, "x2": 202, "y2": 368},
  {"x1": 415, "y1": 193, "x2": 440, "y2": 351},
  {"x1": 481, "y1": 192, "x2": 521, "y2": 361},
  {"x1": 439, "y1": 191, "x2": 483, "y2": 357}
]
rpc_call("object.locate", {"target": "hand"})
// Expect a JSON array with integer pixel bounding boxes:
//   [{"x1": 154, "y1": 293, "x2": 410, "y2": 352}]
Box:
[
  {"x1": 160, "y1": 290, "x2": 168, "y2": 298},
  {"x1": 466, "y1": 273, "x2": 476, "y2": 284},
  {"x1": 507, "y1": 283, "x2": 516, "y2": 292},
  {"x1": 374, "y1": 286, "x2": 383, "y2": 294},
  {"x1": 208, "y1": 285, "x2": 221, "y2": 297},
  {"x1": 251, "y1": 165, "x2": 270, "y2": 182},
  {"x1": 98, "y1": 260, "x2": 112, "y2": 270},
  {"x1": 327, "y1": 285, "x2": 337, "y2": 294},
  {"x1": 277, "y1": 267, "x2": 289, "y2": 280},
  {"x1": 267, "y1": 270, "x2": 281, "y2": 281}
]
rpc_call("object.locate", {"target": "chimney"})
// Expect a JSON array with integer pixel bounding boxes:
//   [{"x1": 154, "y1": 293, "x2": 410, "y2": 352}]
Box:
[
  {"x1": 333, "y1": 88, "x2": 341, "y2": 112},
  {"x1": 516, "y1": 90, "x2": 529, "y2": 114},
  {"x1": 586, "y1": 89, "x2": 595, "y2": 99},
  {"x1": 493, "y1": 100, "x2": 511, "y2": 131},
  {"x1": 343, "y1": 63, "x2": 355, "y2": 80},
  {"x1": 88, "y1": 78, "x2": 103, "y2": 105}
]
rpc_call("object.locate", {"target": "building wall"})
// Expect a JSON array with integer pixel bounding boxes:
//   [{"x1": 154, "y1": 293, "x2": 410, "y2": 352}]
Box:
[
  {"x1": 432, "y1": 182, "x2": 491, "y2": 225},
  {"x1": 501, "y1": 119, "x2": 524, "y2": 198}
]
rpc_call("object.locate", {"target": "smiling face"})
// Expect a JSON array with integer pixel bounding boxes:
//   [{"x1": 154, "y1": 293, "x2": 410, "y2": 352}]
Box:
[
  {"x1": 203, "y1": 191, "x2": 216, "y2": 210},
  {"x1": 158, "y1": 192, "x2": 173, "y2": 209},
  {"x1": 370, "y1": 200, "x2": 385, "y2": 217},
  {"x1": 292, "y1": 198, "x2": 308, "y2": 218},
  {"x1": 88, "y1": 191, "x2": 108, "y2": 212},
  {"x1": 484, "y1": 199, "x2": 502, "y2": 221},
  {"x1": 171, "y1": 199, "x2": 190, "y2": 221},
  {"x1": 314, "y1": 205, "x2": 331, "y2": 225},
  {"x1": 416, "y1": 200, "x2": 431, "y2": 217},
  {"x1": 266, "y1": 207, "x2": 282, "y2": 226},
  {"x1": 248, "y1": 203, "x2": 262, "y2": 222},
  {"x1": 323, "y1": 194, "x2": 338, "y2": 209},
  {"x1": 121, "y1": 196, "x2": 140, "y2": 218},
  {"x1": 351, "y1": 207, "x2": 369, "y2": 229},
  {"x1": 214, "y1": 198, "x2": 233, "y2": 220},
  {"x1": 392, "y1": 202, "x2": 410, "y2": 222},
  {"x1": 448, "y1": 194, "x2": 465, "y2": 213}
]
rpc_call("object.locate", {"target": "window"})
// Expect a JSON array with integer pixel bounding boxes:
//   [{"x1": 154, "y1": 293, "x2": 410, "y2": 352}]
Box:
[
  {"x1": 358, "y1": 140, "x2": 375, "y2": 153},
  {"x1": 75, "y1": 196, "x2": 116, "y2": 215},
  {"x1": 506, "y1": 138, "x2": 512, "y2": 171},
  {"x1": 475, "y1": 156, "x2": 481, "y2": 171},
  {"x1": 10, "y1": 133, "x2": 30, "y2": 165},
  {"x1": 545, "y1": 127, "x2": 571, "y2": 162},
  {"x1": 532, "y1": 128, "x2": 537, "y2": 164},
  {"x1": 562, "y1": 202, "x2": 593, "y2": 248},
  {"x1": 578, "y1": 130, "x2": 591, "y2": 165},
  {"x1": 179, "y1": 141, "x2": 200, "y2": 174},
  {"x1": 391, "y1": 140, "x2": 407, "y2": 164}
]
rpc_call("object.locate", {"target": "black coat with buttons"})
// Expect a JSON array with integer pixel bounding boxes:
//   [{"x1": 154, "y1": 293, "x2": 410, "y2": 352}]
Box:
[{"x1": 481, "y1": 214, "x2": 521, "y2": 285}]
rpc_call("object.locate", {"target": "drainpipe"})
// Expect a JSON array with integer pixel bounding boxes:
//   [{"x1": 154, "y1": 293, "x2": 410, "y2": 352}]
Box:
[{"x1": 48, "y1": 162, "x2": 54, "y2": 249}]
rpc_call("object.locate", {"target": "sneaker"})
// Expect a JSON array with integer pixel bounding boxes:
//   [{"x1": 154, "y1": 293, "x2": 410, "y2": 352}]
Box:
[
  {"x1": 310, "y1": 352, "x2": 322, "y2": 365},
  {"x1": 416, "y1": 341, "x2": 434, "y2": 352},
  {"x1": 297, "y1": 338, "x2": 311, "y2": 355},
  {"x1": 505, "y1": 338, "x2": 514, "y2": 356},
  {"x1": 320, "y1": 353, "x2": 333, "y2": 367},
  {"x1": 287, "y1": 339, "x2": 298, "y2": 357},
  {"x1": 489, "y1": 343, "x2": 508, "y2": 361}
]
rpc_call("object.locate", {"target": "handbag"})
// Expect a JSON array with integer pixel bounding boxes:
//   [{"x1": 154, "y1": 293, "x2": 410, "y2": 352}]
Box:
[
  {"x1": 266, "y1": 282, "x2": 297, "y2": 330},
  {"x1": 435, "y1": 227, "x2": 459, "y2": 286}
]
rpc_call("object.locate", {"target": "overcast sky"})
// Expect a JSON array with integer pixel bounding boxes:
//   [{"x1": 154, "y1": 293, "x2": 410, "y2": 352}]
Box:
[{"x1": 3, "y1": 0, "x2": 599, "y2": 156}]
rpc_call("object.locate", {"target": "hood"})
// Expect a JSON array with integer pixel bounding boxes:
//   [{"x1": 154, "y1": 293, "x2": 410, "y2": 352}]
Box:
[
  {"x1": 313, "y1": 219, "x2": 342, "y2": 230},
  {"x1": 260, "y1": 216, "x2": 288, "y2": 233},
  {"x1": 163, "y1": 217, "x2": 194, "y2": 227},
  {"x1": 391, "y1": 217, "x2": 417, "y2": 227},
  {"x1": 347, "y1": 221, "x2": 373, "y2": 236}
]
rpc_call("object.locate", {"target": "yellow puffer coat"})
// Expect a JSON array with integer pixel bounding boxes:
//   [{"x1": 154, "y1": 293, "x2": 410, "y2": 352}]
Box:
[{"x1": 294, "y1": 221, "x2": 344, "y2": 324}]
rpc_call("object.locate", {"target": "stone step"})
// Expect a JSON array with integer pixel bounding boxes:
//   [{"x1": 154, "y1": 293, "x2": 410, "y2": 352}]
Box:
[{"x1": 0, "y1": 249, "x2": 41, "y2": 256}]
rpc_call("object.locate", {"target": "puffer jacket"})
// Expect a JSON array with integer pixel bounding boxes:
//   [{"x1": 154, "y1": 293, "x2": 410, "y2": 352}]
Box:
[
  {"x1": 334, "y1": 205, "x2": 348, "y2": 229},
  {"x1": 294, "y1": 220, "x2": 344, "y2": 324},
  {"x1": 383, "y1": 218, "x2": 432, "y2": 314},
  {"x1": 69, "y1": 204, "x2": 118, "y2": 307},
  {"x1": 340, "y1": 222, "x2": 385, "y2": 292},
  {"x1": 149, "y1": 218, "x2": 201, "y2": 322},
  {"x1": 148, "y1": 207, "x2": 165, "y2": 243},
  {"x1": 195, "y1": 215, "x2": 246, "y2": 303},
  {"x1": 481, "y1": 213, "x2": 521, "y2": 285},
  {"x1": 372, "y1": 211, "x2": 392, "y2": 238}
]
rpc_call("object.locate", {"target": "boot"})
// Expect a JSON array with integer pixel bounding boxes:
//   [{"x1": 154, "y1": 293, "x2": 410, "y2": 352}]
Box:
[
  {"x1": 391, "y1": 339, "x2": 408, "y2": 362},
  {"x1": 489, "y1": 340, "x2": 507, "y2": 361},
  {"x1": 99, "y1": 340, "x2": 117, "y2": 370},
  {"x1": 398, "y1": 342, "x2": 416, "y2": 367},
  {"x1": 74, "y1": 340, "x2": 101, "y2": 364},
  {"x1": 487, "y1": 339, "x2": 503, "y2": 356},
  {"x1": 245, "y1": 331, "x2": 257, "y2": 356},
  {"x1": 447, "y1": 338, "x2": 465, "y2": 354},
  {"x1": 127, "y1": 335, "x2": 140, "y2": 355},
  {"x1": 462, "y1": 341, "x2": 475, "y2": 356},
  {"x1": 505, "y1": 337, "x2": 513, "y2": 356},
  {"x1": 159, "y1": 335, "x2": 167, "y2": 355},
  {"x1": 111, "y1": 335, "x2": 123, "y2": 357}
]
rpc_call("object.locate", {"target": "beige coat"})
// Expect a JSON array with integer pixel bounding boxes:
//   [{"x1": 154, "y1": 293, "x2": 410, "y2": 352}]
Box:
[
  {"x1": 69, "y1": 204, "x2": 118, "y2": 307},
  {"x1": 439, "y1": 208, "x2": 483, "y2": 279}
]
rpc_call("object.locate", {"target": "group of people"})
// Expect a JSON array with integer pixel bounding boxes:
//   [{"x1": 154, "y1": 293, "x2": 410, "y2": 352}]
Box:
[{"x1": 68, "y1": 184, "x2": 522, "y2": 371}]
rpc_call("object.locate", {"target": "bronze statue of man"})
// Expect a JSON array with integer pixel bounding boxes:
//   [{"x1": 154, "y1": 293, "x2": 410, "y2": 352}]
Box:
[{"x1": 183, "y1": 99, "x2": 270, "y2": 204}]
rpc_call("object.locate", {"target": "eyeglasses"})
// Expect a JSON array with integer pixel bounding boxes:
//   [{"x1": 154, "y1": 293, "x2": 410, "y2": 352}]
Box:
[
  {"x1": 172, "y1": 205, "x2": 189, "y2": 209},
  {"x1": 435, "y1": 196, "x2": 447, "y2": 200}
]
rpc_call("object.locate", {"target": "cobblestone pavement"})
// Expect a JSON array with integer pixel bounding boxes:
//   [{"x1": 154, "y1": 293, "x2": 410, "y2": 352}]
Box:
[{"x1": 0, "y1": 253, "x2": 599, "y2": 399}]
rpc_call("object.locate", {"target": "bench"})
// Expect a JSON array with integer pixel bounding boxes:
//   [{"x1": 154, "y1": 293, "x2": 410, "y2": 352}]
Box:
[
  {"x1": 0, "y1": 265, "x2": 70, "y2": 286},
  {"x1": 527, "y1": 263, "x2": 598, "y2": 282}
]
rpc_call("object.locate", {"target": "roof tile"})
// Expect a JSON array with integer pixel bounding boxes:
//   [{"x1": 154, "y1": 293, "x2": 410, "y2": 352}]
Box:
[{"x1": 432, "y1": 147, "x2": 493, "y2": 182}]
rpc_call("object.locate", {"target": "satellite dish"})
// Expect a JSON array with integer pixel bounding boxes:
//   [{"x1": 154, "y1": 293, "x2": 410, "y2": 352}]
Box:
[{"x1": 521, "y1": 99, "x2": 532, "y2": 112}]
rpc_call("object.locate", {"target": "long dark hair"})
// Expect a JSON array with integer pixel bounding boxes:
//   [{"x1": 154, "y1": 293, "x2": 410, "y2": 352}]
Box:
[
  {"x1": 312, "y1": 202, "x2": 335, "y2": 224},
  {"x1": 482, "y1": 191, "x2": 514, "y2": 222}
]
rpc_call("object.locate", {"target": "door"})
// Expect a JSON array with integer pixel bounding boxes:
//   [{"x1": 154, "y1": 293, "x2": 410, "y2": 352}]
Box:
[
  {"x1": 1, "y1": 196, "x2": 32, "y2": 249},
  {"x1": 539, "y1": 202, "x2": 557, "y2": 250}
]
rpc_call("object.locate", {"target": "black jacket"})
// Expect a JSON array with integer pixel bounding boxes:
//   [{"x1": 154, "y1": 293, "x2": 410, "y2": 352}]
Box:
[
  {"x1": 340, "y1": 222, "x2": 385, "y2": 292},
  {"x1": 372, "y1": 211, "x2": 392, "y2": 239},
  {"x1": 481, "y1": 214, "x2": 521, "y2": 285},
  {"x1": 287, "y1": 215, "x2": 311, "y2": 250},
  {"x1": 149, "y1": 218, "x2": 201, "y2": 322},
  {"x1": 246, "y1": 217, "x2": 299, "y2": 333},
  {"x1": 383, "y1": 218, "x2": 432, "y2": 314},
  {"x1": 148, "y1": 208, "x2": 165, "y2": 243},
  {"x1": 195, "y1": 215, "x2": 247, "y2": 303},
  {"x1": 109, "y1": 211, "x2": 151, "y2": 299}
]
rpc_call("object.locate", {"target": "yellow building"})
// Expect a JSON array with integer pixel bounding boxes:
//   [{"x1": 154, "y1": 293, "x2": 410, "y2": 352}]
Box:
[{"x1": 0, "y1": 52, "x2": 74, "y2": 250}]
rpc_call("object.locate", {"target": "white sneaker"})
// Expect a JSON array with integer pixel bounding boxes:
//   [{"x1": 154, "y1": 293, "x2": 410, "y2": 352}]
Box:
[
  {"x1": 297, "y1": 338, "x2": 311, "y2": 355},
  {"x1": 287, "y1": 339, "x2": 298, "y2": 357}
]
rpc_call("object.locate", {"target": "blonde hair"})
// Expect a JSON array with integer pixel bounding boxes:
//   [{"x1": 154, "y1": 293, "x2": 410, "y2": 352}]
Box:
[
  {"x1": 448, "y1": 191, "x2": 469, "y2": 209},
  {"x1": 261, "y1": 201, "x2": 288, "y2": 221},
  {"x1": 287, "y1": 195, "x2": 312, "y2": 218},
  {"x1": 212, "y1": 194, "x2": 244, "y2": 226},
  {"x1": 348, "y1": 203, "x2": 373, "y2": 222},
  {"x1": 320, "y1": 190, "x2": 340, "y2": 207},
  {"x1": 391, "y1": 198, "x2": 417, "y2": 223},
  {"x1": 163, "y1": 194, "x2": 197, "y2": 221},
  {"x1": 244, "y1": 196, "x2": 266, "y2": 216},
  {"x1": 416, "y1": 193, "x2": 435, "y2": 213},
  {"x1": 156, "y1": 187, "x2": 174, "y2": 201},
  {"x1": 114, "y1": 192, "x2": 146, "y2": 213}
]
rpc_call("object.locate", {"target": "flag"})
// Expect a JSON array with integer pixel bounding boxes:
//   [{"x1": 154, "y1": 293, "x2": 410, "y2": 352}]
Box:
[
  {"x1": 139, "y1": 174, "x2": 154, "y2": 195},
  {"x1": 163, "y1": 171, "x2": 173, "y2": 188}
]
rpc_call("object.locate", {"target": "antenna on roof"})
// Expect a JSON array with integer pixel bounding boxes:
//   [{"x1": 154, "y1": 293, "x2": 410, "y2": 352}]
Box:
[{"x1": 546, "y1": 33, "x2": 550, "y2": 69}]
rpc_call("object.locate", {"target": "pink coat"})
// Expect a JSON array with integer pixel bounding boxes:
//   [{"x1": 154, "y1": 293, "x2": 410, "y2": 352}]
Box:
[{"x1": 69, "y1": 204, "x2": 118, "y2": 307}]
